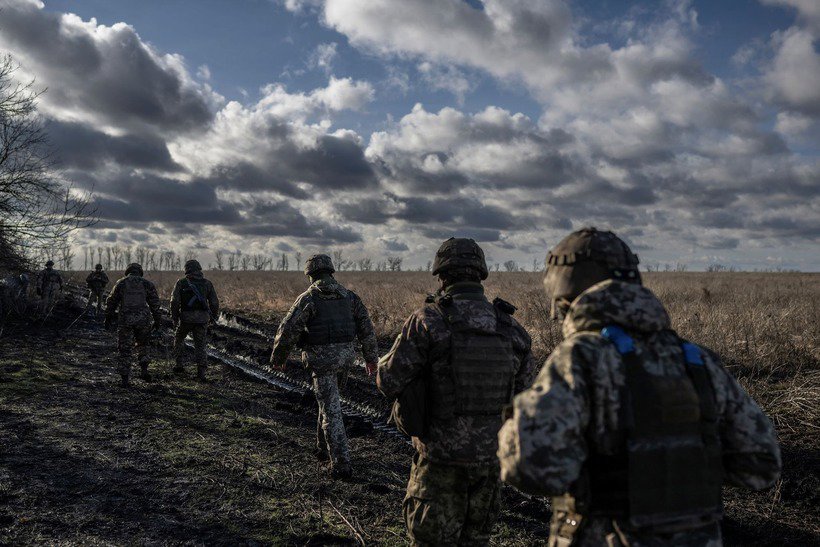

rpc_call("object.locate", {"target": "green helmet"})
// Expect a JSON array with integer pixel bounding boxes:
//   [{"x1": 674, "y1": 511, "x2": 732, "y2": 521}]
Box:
[
  {"x1": 184, "y1": 259, "x2": 202, "y2": 274},
  {"x1": 304, "y1": 254, "x2": 335, "y2": 276},
  {"x1": 125, "y1": 262, "x2": 144, "y2": 277},
  {"x1": 544, "y1": 227, "x2": 640, "y2": 319},
  {"x1": 431, "y1": 238, "x2": 489, "y2": 280},
  {"x1": 95, "y1": 264, "x2": 103, "y2": 271}
]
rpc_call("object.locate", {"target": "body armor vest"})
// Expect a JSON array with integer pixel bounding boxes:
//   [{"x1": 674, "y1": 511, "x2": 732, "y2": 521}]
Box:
[
  {"x1": 429, "y1": 295, "x2": 517, "y2": 420},
  {"x1": 122, "y1": 276, "x2": 148, "y2": 312},
  {"x1": 303, "y1": 293, "x2": 356, "y2": 346},
  {"x1": 180, "y1": 278, "x2": 210, "y2": 312},
  {"x1": 581, "y1": 326, "x2": 724, "y2": 530},
  {"x1": 42, "y1": 270, "x2": 61, "y2": 286}
]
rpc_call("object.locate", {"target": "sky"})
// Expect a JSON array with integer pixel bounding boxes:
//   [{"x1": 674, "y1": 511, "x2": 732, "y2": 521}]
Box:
[{"x1": 1, "y1": 0, "x2": 818, "y2": 270}]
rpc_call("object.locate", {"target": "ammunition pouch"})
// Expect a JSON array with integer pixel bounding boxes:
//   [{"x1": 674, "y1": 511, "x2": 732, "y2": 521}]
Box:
[{"x1": 390, "y1": 375, "x2": 429, "y2": 438}]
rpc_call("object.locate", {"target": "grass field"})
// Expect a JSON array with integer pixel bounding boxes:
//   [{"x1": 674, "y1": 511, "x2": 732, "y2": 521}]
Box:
[{"x1": 62, "y1": 269, "x2": 820, "y2": 541}]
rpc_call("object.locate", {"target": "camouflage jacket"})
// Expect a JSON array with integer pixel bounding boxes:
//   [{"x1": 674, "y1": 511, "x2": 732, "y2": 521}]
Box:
[
  {"x1": 498, "y1": 280, "x2": 781, "y2": 544},
  {"x1": 38, "y1": 268, "x2": 63, "y2": 291},
  {"x1": 270, "y1": 277, "x2": 378, "y2": 375},
  {"x1": 378, "y1": 282, "x2": 536, "y2": 466},
  {"x1": 170, "y1": 272, "x2": 219, "y2": 325},
  {"x1": 86, "y1": 271, "x2": 109, "y2": 292},
  {"x1": 105, "y1": 274, "x2": 161, "y2": 327}
]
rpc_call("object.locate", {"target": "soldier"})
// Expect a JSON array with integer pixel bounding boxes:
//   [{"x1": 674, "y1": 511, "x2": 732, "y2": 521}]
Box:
[
  {"x1": 498, "y1": 227, "x2": 782, "y2": 546},
  {"x1": 270, "y1": 254, "x2": 378, "y2": 480},
  {"x1": 37, "y1": 260, "x2": 63, "y2": 315},
  {"x1": 85, "y1": 264, "x2": 109, "y2": 316},
  {"x1": 105, "y1": 263, "x2": 161, "y2": 387},
  {"x1": 1, "y1": 273, "x2": 29, "y2": 319},
  {"x1": 377, "y1": 238, "x2": 536, "y2": 546},
  {"x1": 170, "y1": 259, "x2": 219, "y2": 382}
]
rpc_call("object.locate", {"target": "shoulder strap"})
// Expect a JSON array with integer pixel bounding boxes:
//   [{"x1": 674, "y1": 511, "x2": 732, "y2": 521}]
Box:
[{"x1": 680, "y1": 340, "x2": 717, "y2": 423}]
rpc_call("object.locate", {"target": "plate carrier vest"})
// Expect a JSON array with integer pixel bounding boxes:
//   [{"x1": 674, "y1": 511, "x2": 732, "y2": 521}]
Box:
[{"x1": 303, "y1": 292, "x2": 356, "y2": 346}]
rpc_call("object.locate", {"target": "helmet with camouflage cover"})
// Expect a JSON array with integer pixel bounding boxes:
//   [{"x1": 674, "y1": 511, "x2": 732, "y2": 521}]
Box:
[
  {"x1": 45, "y1": 260, "x2": 54, "y2": 268},
  {"x1": 304, "y1": 254, "x2": 335, "y2": 276},
  {"x1": 544, "y1": 227, "x2": 640, "y2": 319},
  {"x1": 95, "y1": 263, "x2": 103, "y2": 271},
  {"x1": 124, "y1": 262, "x2": 144, "y2": 277},
  {"x1": 431, "y1": 237, "x2": 489, "y2": 280},
  {"x1": 184, "y1": 259, "x2": 202, "y2": 274}
]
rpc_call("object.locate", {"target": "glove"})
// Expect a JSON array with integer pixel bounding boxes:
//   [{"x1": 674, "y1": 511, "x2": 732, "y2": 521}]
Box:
[
  {"x1": 104, "y1": 316, "x2": 113, "y2": 331},
  {"x1": 365, "y1": 362, "x2": 378, "y2": 377}
]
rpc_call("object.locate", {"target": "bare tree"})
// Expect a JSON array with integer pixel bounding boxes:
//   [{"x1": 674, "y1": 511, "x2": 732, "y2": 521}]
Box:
[
  {"x1": 277, "y1": 252, "x2": 289, "y2": 271},
  {"x1": 333, "y1": 250, "x2": 344, "y2": 271},
  {"x1": 214, "y1": 250, "x2": 225, "y2": 270},
  {"x1": 227, "y1": 251, "x2": 237, "y2": 271},
  {"x1": 252, "y1": 253, "x2": 270, "y2": 270},
  {"x1": 146, "y1": 250, "x2": 157, "y2": 271},
  {"x1": 503, "y1": 260, "x2": 518, "y2": 272},
  {"x1": 58, "y1": 242, "x2": 74, "y2": 270},
  {"x1": 240, "y1": 253, "x2": 251, "y2": 271},
  {"x1": 135, "y1": 246, "x2": 147, "y2": 266},
  {"x1": 111, "y1": 245, "x2": 122, "y2": 270},
  {"x1": 0, "y1": 55, "x2": 95, "y2": 268},
  {"x1": 294, "y1": 251, "x2": 302, "y2": 271},
  {"x1": 387, "y1": 256, "x2": 403, "y2": 271},
  {"x1": 105, "y1": 247, "x2": 112, "y2": 269},
  {"x1": 426, "y1": 260, "x2": 432, "y2": 272},
  {"x1": 357, "y1": 257, "x2": 372, "y2": 271}
]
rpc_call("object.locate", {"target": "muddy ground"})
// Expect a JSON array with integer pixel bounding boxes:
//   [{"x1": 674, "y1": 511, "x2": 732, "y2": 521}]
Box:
[{"x1": 0, "y1": 297, "x2": 817, "y2": 546}]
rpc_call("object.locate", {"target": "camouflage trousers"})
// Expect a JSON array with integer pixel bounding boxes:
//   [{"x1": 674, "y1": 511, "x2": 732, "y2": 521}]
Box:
[
  {"x1": 403, "y1": 455, "x2": 501, "y2": 546},
  {"x1": 117, "y1": 323, "x2": 152, "y2": 377},
  {"x1": 39, "y1": 287, "x2": 59, "y2": 314},
  {"x1": 173, "y1": 322, "x2": 208, "y2": 369},
  {"x1": 85, "y1": 289, "x2": 105, "y2": 314},
  {"x1": 313, "y1": 372, "x2": 350, "y2": 468}
]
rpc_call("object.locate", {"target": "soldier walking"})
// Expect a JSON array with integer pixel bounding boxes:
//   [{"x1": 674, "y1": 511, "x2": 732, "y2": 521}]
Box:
[
  {"x1": 85, "y1": 264, "x2": 109, "y2": 316},
  {"x1": 270, "y1": 254, "x2": 378, "y2": 480},
  {"x1": 377, "y1": 238, "x2": 536, "y2": 546},
  {"x1": 170, "y1": 259, "x2": 219, "y2": 382},
  {"x1": 1, "y1": 273, "x2": 29, "y2": 319},
  {"x1": 105, "y1": 263, "x2": 161, "y2": 387},
  {"x1": 37, "y1": 260, "x2": 63, "y2": 315},
  {"x1": 498, "y1": 227, "x2": 782, "y2": 546}
]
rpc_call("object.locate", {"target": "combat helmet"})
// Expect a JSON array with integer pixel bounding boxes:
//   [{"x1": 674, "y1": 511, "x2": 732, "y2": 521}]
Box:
[
  {"x1": 124, "y1": 262, "x2": 144, "y2": 277},
  {"x1": 95, "y1": 264, "x2": 103, "y2": 271},
  {"x1": 431, "y1": 237, "x2": 489, "y2": 280},
  {"x1": 304, "y1": 254, "x2": 335, "y2": 276},
  {"x1": 45, "y1": 260, "x2": 54, "y2": 268},
  {"x1": 544, "y1": 227, "x2": 640, "y2": 319},
  {"x1": 184, "y1": 259, "x2": 202, "y2": 274}
]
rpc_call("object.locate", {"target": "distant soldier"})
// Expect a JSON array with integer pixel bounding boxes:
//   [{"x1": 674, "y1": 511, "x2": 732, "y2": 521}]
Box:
[
  {"x1": 105, "y1": 263, "x2": 161, "y2": 387},
  {"x1": 170, "y1": 259, "x2": 219, "y2": 382},
  {"x1": 377, "y1": 238, "x2": 536, "y2": 546},
  {"x1": 1, "y1": 273, "x2": 29, "y2": 318},
  {"x1": 85, "y1": 264, "x2": 109, "y2": 316},
  {"x1": 37, "y1": 260, "x2": 63, "y2": 315},
  {"x1": 498, "y1": 227, "x2": 782, "y2": 546},
  {"x1": 270, "y1": 254, "x2": 378, "y2": 480}
]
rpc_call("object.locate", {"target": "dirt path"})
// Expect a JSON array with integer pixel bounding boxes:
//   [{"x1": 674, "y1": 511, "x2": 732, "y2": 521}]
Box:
[{"x1": 0, "y1": 306, "x2": 548, "y2": 546}]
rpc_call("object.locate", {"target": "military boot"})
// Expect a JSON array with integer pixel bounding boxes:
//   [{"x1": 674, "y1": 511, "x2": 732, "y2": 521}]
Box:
[
  {"x1": 139, "y1": 362, "x2": 152, "y2": 382},
  {"x1": 331, "y1": 462, "x2": 353, "y2": 481}
]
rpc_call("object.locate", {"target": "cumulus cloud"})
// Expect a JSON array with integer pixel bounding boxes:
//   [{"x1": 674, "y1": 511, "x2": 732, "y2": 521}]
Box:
[
  {"x1": 765, "y1": 26, "x2": 820, "y2": 115},
  {"x1": 0, "y1": 0, "x2": 220, "y2": 135}
]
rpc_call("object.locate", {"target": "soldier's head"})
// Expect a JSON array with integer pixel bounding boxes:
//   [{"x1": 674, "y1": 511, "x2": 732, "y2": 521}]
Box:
[
  {"x1": 95, "y1": 263, "x2": 103, "y2": 271},
  {"x1": 45, "y1": 260, "x2": 54, "y2": 269},
  {"x1": 432, "y1": 238, "x2": 489, "y2": 288},
  {"x1": 184, "y1": 259, "x2": 202, "y2": 275},
  {"x1": 124, "y1": 262, "x2": 144, "y2": 277},
  {"x1": 304, "y1": 254, "x2": 335, "y2": 280},
  {"x1": 544, "y1": 227, "x2": 640, "y2": 320}
]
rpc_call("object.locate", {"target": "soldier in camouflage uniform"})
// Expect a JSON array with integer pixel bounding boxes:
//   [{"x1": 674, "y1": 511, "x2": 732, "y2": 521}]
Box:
[
  {"x1": 270, "y1": 254, "x2": 379, "y2": 479},
  {"x1": 378, "y1": 238, "x2": 536, "y2": 546},
  {"x1": 498, "y1": 227, "x2": 782, "y2": 546},
  {"x1": 170, "y1": 259, "x2": 219, "y2": 382},
  {"x1": 37, "y1": 260, "x2": 63, "y2": 315},
  {"x1": 105, "y1": 263, "x2": 162, "y2": 387},
  {"x1": 85, "y1": 264, "x2": 109, "y2": 316},
  {"x1": 1, "y1": 273, "x2": 29, "y2": 319}
]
